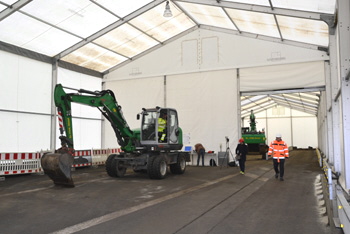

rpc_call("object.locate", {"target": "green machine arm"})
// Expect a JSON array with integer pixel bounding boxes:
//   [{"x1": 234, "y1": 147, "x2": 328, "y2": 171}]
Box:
[
  {"x1": 54, "y1": 84, "x2": 137, "y2": 153},
  {"x1": 249, "y1": 110, "x2": 257, "y2": 132}
]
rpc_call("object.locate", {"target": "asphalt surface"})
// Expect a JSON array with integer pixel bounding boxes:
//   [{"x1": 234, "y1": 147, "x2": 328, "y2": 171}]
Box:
[{"x1": 0, "y1": 149, "x2": 340, "y2": 234}]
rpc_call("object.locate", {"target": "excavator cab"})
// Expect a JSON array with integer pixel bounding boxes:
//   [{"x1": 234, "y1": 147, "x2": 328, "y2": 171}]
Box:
[{"x1": 140, "y1": 107, "x2": 183, "y2": 151}]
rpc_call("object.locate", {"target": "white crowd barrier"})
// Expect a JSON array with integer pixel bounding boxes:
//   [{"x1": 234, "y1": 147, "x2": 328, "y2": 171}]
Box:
[
  {"x1": 0, "y1": 148, "x2": 122, "y2": 177},
  {"x1": 0, "y1": 152, "x2": 42, "y2": 176}
]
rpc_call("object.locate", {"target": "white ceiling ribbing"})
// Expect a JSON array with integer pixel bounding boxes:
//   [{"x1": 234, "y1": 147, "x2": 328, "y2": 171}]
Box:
[
  {"x1": 0, "y1": 0, "x2": 336, "y2": 116},
  {"x1": 0, "y1": 0, "x2": 334, "y2": 73}
]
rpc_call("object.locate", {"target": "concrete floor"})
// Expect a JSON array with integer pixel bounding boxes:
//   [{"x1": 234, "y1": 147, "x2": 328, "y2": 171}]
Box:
[{"x1": 0, "y1": 149, "x2": 342, "y2": 234}]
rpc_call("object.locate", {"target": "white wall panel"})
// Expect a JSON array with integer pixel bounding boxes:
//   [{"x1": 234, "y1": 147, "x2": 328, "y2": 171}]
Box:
[
  {"x1": 0, "y1": 50, "x2": 51, "y2": 152},
  {"x1": 0, "y1": 112, "x2": 51, "y2": 152},
  {"x1": 251, "y1": 107, "x2": 317, "y2": 148},
  {"x1": 0, "y1": 50, "x2": 51, "y2": 113},
  {"x1": 240, "y1": 61, "x2": 325, "y2": 92},
  {"x1": 292, "y1": 117, "x2": 317, "y2": 148},
  {"x1": 167, "y1": 70, "x2": 238, "y2": 152},
  {"x1": 103, "y1": 76, "x2": 164, "y2": 148},
  {"x1": 266, "y1": 117, "x2": 292, "y2": 147}
]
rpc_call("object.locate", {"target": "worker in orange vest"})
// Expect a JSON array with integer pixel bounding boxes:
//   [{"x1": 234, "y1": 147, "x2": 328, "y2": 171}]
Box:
[{"x1": 268, "y1": 133, "x2": 289, "y2": 181}]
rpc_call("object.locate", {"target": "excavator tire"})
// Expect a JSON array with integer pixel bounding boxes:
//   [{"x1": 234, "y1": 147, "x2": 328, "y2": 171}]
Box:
[
  {"x1": 148, "y1": 155, "x2": 167, "y2": 179},
  {"x1": 170, "y1": 153, "x2": 186, "y2": 174},
  {"x1": 147, "y1": 155, "x2": 157, "y2": 179},
  {"x1": 106, "y1": 154, "x2": 126, "y2": 177},
  {"x1": 41, "y1": 153, "x2": 74, "y2": 187}
]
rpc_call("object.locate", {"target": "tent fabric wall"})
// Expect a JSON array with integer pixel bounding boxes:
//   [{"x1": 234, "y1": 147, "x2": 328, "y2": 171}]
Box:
[
  {"x1": 167, "y1": 69, "x2": 238, "y2": 152},
  {"x1": 0, "y1": 49, "x2": 104, "y2": 152},
  {"x1": 247, "y1": 108, "x2": 317, "y2": 149},
  {"x1": 104, "y1": 69, "x2": 239, "y2": 152},
  {"x1": 0, "y1": 50, "x2": 52, "y2": 152},
  {"x1": 103, "y1": 76, "x2": 164, "y2": 149},
  {"x1": 57, "y1": 68, "x2": 103, "y2": 150},
  {"x1": 240, "y1": 61, "x2": 325, "y2": 92},
  {"x1": 106, "y1": 28, "x2": 328, "y2": 81}
]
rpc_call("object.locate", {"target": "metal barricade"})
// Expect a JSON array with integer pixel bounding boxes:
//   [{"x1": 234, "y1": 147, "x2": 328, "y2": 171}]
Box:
[{"x1": 0, "y1": 152, "x2": 42, "y2": 176}]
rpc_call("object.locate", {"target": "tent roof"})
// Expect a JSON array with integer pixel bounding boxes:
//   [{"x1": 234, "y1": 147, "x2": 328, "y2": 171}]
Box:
[
  {"x1": 0, "y1": 0, "x2": 335, "y2": 116},
  {"x1": 0, "y1": 0, "x2": 335, "y2": 74},
  {"x1": 241, "y1": 88, "x2": 322, "y2": 118}
]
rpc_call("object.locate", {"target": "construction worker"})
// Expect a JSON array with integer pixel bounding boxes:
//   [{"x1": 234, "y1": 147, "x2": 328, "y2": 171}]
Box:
[
  {"x1": 195, "y1": 143, "x2": 205, "y2": 166},
  {"x1": 268, "y1": 133, "x2": 289, "y2": 181},
  {"x1": 235, "y1": 138, "x2": 248, "y2": 174},
  {"x1": 158, "y1": 111, "x2": 167, "y2": 142}
]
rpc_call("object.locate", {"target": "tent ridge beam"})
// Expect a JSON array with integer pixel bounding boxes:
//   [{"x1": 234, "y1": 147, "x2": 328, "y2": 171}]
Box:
[
  {"x1": 0, "y1": 0, "x2": 32, "y2": 21},
  {"x1": 200, "y1": 25, "x2": 323, "y2": 50},
  {"x1": 241, "y1": 86, "x2": 325, "y2": 96},
  {"x1": 174, "y1": 0, "x2": 332, "y2": 20}
]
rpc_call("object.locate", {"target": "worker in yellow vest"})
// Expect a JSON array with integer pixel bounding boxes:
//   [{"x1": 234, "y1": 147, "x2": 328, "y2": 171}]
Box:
[{"x1": 158, "y1": 111, "x2": 167, "y2": 142}]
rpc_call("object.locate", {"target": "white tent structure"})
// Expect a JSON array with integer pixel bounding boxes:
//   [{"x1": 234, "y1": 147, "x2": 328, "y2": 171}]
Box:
[{"x1": 1, "y1": 0, "x2": 350, "y2": 227}]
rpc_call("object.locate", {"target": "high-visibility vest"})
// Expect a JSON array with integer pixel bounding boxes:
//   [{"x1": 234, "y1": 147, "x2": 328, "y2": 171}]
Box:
[
  {"x1": 158, "y1": 118, "x2": 166, "y2": 132},
  {"x1": 268, "y1": 140, "x2": 289, "y2": 162}
]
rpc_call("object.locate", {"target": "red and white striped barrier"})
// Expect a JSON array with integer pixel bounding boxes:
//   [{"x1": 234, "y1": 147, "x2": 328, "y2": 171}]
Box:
[
  {"x1": 91, "y1": 148, "x2": 122, "y2": 166},
  {"x1": 0, "y1": 148, "x2": 122, "y2": 177},
  {"x1": 0, "y1": 152, "x2": 42, "y2": 175},
  {"x1": 72, "y1": 150, "x2": 92, "y2": 168}
]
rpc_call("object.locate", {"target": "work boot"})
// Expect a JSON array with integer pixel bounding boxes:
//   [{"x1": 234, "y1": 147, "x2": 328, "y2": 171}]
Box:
[
  {"x1": 280, "y1": 177, "x2": 284, "y2": 181},
  {"x1": 275, "y1": 173, "x2": 278, "y2": 179}
]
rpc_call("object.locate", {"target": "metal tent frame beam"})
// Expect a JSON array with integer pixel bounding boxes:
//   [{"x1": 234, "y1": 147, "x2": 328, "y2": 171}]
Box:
[{"x1": 174, "y1": 0, "x2": 333, "y2": 21}]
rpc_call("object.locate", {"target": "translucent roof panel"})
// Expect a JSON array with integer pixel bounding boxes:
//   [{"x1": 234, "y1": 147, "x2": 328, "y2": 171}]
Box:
[
  {"x1": 129, "y1": 2, "x2": 196, "y2": 42},
  {"x1": 0, "y1": 4, "x2": 6, "y2": 12},
  {"x1": 1, "y1": 0, "x2": 17, "y2": 4},
  {"x1": 225, "y1": 9, "x2": 279, "y2": 37},
  {"x1": 61, "y1": 43, "x2": 128, "y2": 72},
  {"x1": 241, "y1": 91, "x2": 320, "y2": 116},
  {"x1": 271, "y1": 0, "x2": 336, "y2": 14},
  {"x1": 178, "y1": 2, "x2": 237, "y2": 30},
  {"x1": 21, "y1": 0, "x2": 119, "y2": 38},
  {"x1": 95, "y1": 0, "x2": 153, "y2": 17},
  {"x1": 0, "y1": 12, "x2": 81, "y2": 56},
  {"x1": 283, "y1": 93, "x2": 319, "y2": 105},
  {"x1": 277, "y1": 15, "x2": 329, "y2": 47},
  {"x1": 225, "y1": 0, "x2": 270, "y2": 7},
  {"x1": 93, "y1": 24, "x2": 159, "y2": 58}
]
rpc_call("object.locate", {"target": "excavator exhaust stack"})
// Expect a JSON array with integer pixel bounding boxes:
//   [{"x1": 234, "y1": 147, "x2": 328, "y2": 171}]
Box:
[{"x1": 41, "y1": 153, "x2": 75, "y2": 187}]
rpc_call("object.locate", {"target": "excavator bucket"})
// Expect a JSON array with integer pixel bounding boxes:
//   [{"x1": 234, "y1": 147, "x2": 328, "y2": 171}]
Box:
[{"x1": 41, "y1": 153, "x2": 75, "y2": 187}]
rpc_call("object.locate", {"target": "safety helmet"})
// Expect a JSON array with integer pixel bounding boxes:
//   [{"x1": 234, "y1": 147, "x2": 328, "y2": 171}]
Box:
[
  {"x1": 239, "y1": 138, "x2": 244, "y2": 143},
  {"x1": 276, "y1": 133, "x2": 282, "y2": 138}
]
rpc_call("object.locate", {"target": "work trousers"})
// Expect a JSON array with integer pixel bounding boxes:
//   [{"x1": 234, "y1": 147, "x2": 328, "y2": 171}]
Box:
[
  {"x1": 197, "y1": 149, "x2": 205, "y2": 166},
  {"x1": 238, "y1": 155, "x2": 246, "y2": 172},
  {"x1": 273, "y1": 159, "x2": 285, "y2": 177}
]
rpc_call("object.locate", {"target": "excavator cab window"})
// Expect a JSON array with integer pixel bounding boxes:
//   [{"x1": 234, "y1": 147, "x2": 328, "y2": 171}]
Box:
[
  {"x1": 140, "y1": 108, "x2": 180, "y2": 145},
  {"x1": 141, "y1": 111, "x2": 157, "y2": 141},
  {"x1": 168, "y1": 109, "x2": 179, "y2": 144}
]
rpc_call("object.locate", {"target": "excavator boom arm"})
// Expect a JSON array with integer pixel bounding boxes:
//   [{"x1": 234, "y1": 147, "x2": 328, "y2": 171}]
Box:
[{"x1": 54, "y1": 84, "x2": 136, "y2": 152}]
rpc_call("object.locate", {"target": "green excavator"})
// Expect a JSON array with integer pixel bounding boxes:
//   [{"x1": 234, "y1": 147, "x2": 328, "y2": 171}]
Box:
[
  {"x1": 41, "y1": 84, "x2": 190, "y2": 187},
  {"x1": 241, "y1": 110, "x2": 268, "y2": 159}
]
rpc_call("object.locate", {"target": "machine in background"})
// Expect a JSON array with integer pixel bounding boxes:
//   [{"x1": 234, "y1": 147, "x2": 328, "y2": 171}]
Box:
[
  {"x1": 241, "y1": 110, "x2": 268, "y2": 159},
  {"x1": 41, "y1": 84, "x2": 190, "y2": 187}
]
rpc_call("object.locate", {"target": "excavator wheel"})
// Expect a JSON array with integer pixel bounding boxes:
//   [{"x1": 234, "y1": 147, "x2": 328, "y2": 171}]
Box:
[
  {"x1": 41, "y1": 153, "x2": 74, "y2": 187},
  {"x1": 170, "y1": 153, "x2": 186, "y2": 174},
  {"x1": 106, "y1": 154, "x2": 126, "y2": 177}
]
